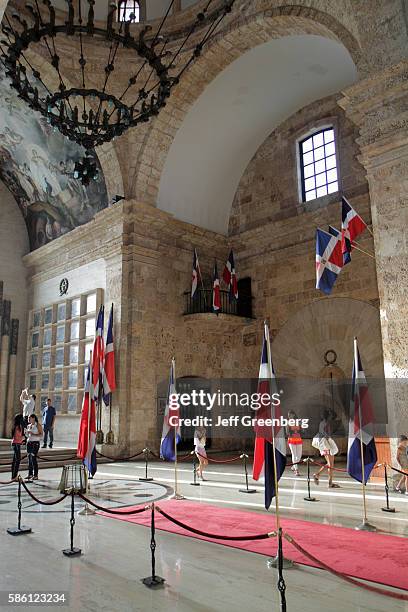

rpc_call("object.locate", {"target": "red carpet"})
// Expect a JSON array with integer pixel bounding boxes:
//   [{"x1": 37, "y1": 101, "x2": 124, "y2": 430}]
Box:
[{"x1": 99, "y1": 500, "x2": 408, "y2": 591}]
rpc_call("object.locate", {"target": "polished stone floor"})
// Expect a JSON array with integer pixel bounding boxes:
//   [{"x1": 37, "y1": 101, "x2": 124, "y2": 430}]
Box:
[{"x1": 0, "y1": 459, "x2": 407, "y2": 612}]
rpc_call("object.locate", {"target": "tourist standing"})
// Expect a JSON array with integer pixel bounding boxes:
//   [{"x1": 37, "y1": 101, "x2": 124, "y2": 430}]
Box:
[
  {"x1": 11, "y1": 414, "x2": 25, "y2": 482},
  {"x1": 287, "y1": 410, "x2": 302, "y2": 476},
  {"x1": 312, "y1": 410, "x2": 340, "y2": 488},
  {"x1": 194, "y1": 427, "x2": 208, "y2": 480},
  {"x1": 20, "y1": 388, "x2": 36, "y2": 428},
  {"x1": 42, "y1": 398, "x2": 56, "y2": 449},
  {"x1": 26, "y1": 414, "x2": 43, "y2": 481}
]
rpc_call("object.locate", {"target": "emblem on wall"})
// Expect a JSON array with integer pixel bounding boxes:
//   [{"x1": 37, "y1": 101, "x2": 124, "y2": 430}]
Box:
[{"x1": 59, "y1": 278, "x2": 69, "y2": 296}]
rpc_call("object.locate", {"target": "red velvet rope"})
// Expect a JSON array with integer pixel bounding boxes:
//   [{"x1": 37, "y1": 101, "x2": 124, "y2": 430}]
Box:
[
  {"x1": 95, "y1": 449, "x2": 144, "y2": 461},
  {"x1": 78, "y1": 493, "x2": 149, "y2": 514},
  {"x1": 20, "y1": 480, "x2": 69, "y2": 505},
  {"x1": 386, "y1": 464, "x2": 408, "y2": 477},
  {"x1": 156, "y1": 505, "x2": 275, "y2": 541},
  {"x1": 284, "y1": 533, "x2": 408, "y2": 601},
  {"x1": 309, "y1": 459, "x2": 350, "y2": 473},
  {"x1": 195, "y1": 451, "x2": 242, "y2": 464},
  {"x1": 0, "y1": 478, "x2": 17, "y2": 485}
]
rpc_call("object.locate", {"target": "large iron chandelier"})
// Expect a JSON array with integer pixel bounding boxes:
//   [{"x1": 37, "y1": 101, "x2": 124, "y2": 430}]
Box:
[{"x1": 0, "y1": 1, "x2": 234, "y2": 182}]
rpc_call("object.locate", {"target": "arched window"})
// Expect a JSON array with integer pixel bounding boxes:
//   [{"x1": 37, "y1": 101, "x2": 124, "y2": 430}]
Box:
[
  {"x1": 299, "y1": 128, "x2": 338, "y2": 202},
  {"x1": 118, "y1": 1, "x2": 140, "y2": 23}
]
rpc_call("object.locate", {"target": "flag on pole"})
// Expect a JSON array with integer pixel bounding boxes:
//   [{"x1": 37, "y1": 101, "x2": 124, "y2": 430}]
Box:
[
  {"x1": 160, "y1": 359, "x2": 181, "y2": 461},
  {"x1": 252, "y1": 323, "x2": 286, "y2": 509},
  {"x1": 103, "y1": 304, "x2": 116, "y2": 406},
  {"x1": 328, "y1": 225, "x2": 351, "y2": 265},
  {"x1": 315, "y1": 228, "x2": 343, "y2": 295},
  {"x1": 341, "y1": 197, "x2": 367, "y2": 260},
  {"x1": 92, "y1": 305, "x2": 105, "y2": 401},
  {"x1": 191, "y1": 249, "x2": 201, "y2": 299},
  {"x1": 212, "y1": 261, "x2": 221, "y2": 313},
  {"x1": 222, "y1": 249, "x2": 238, "y2": 301},
  {"x1": 347, "y1": 338, "x2": 377, "y2": 484},
  {"x1": 77, "y1": 357, "x2": 97, "y2": 475}
]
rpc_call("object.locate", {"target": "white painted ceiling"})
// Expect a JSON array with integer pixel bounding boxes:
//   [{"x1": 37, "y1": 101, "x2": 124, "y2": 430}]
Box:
[{"x1": 157, "y1": 35, "x2": 357, "y2": 234}]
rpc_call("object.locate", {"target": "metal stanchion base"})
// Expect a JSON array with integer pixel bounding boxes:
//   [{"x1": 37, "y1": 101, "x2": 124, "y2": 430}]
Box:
[
  {"x1": 141, "y1": 576, "x2": 165, "y2": 588},
  {"x1": 304, "y1": 496, "x2": 318, "y2": 502},
  {"x1": 267, "y1": 555, "x2": 294, "y2": 569},
  {"x1": 62, "y1": 547, "x2": 82, "y2": 557},
  {"x1": 95, "y1": 430, "x2": 104, "y2": 445},
  {"x1": 139, "y1": 477, "x2": 154, "y2": 482},
  {"x1": 7, "y1": 526, "x2": 32, "y2": 536},
  {"x1": 190, "y1": 482, "x2": 200, "y2": 486},
  {"x1": 355, "y1": 520, "x2": 377, "y2": 532},
  {"x1": 238, "y1": 488, "x2": 257, "y2": 494},
  {"x1": 171, "y1": 493, "x2": 185, "y2": 500},
  {"x1": 382, "y1": 507, "x2": 396, "y2": 513},
  {"x1": 78, "y1": 504, "x2": 96, "y2": 516}
]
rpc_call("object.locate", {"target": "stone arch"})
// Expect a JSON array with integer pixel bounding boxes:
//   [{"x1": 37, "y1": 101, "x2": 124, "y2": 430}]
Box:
[
  {"x1": 131, "y1": 3, "x2": 362, "y2": 203},
  {"x1": 271, "y1": 297, "x2": 384, "y2": 378}
]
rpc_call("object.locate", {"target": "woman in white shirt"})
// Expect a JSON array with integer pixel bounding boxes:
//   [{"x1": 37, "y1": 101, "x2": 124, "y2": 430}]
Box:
[
  {"x1": 312, "y1": 410, "x2": 340, "y2": 488},
  {"x1": 194, "y1": 427, "x2": 208, "y2": 481},
  {"x1": 25, "y1": 414, "x2": 43, "y2": 482}
]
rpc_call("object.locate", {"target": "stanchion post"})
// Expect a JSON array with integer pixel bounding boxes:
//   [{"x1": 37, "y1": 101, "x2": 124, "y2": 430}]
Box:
[
  {"x1": 62, "y1": 489, "x2": 81, "y2": 556},
  {"x1": 381, "y1": 464, "x2": 396, "y2": 513},
  {"x1": 190, "y1": 451, "x2": 200, "y2": 486},
  {"x1": 142, "y1": 503, "x2": 165, "y2": 588},
  {"x1": 277, "y1": 528, "x2": 287, "y2": 612},
  {"x1": 7, "y1": 478, "x2": 32, "y2": 536},
  {"x1": 139, "y1": 447, "x2": 153, "y2": 482},
  {"x1": 238, "y1": 453, "x2": 256, "y2": 494},
  {"x1": 303, "y1": 457, "x2": 318, "y2": 502}
]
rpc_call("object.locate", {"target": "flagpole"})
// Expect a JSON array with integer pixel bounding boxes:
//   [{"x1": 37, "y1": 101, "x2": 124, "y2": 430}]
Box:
[
  {"x1": 265, "y1": 322, "x2": 293, "y2": 569},
  {"x1": 172, "y1": 357, "x2": 184, "y2": 500},
  {"x1": 351, "y1": 243, "x2": 375, "y2": 259},
  {"x1": 354, "y1": 337, "x2": 376, "y2": 532},
  {"x1": 106, "y1": 303, "x2": 115, "y2": 445},
  {"x1": 265, "y1": 323, "x2": 281, "y2": 530},
  {"x1": 79, "y1": 352, "x2": 95, "y2": 516}
]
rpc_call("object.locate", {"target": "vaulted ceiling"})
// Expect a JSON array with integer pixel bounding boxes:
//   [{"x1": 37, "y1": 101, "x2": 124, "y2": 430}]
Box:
[{"x1": 157, "y1": 34, "x2": 357, "y2": 234}]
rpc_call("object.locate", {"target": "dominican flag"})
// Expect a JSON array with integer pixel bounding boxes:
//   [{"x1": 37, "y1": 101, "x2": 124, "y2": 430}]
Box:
[
  {"x1": 191, "y1": 249, "x2": 201, "y2": 299},
  {"x1": 347, "y1": 338, "x2": 377, "y2": 484},
  {"x1": 160, "y1": 359, "x2": 181, "y2": 462},
  {"x1": 341, "y1": 197, "x2": 367, "y2": 259},
  {"x1": 328, "y1": 225, "x2": 351, "y2": 265},
  {"x1": 316, "y1": 228, "x2": 343, "y2": 295},
  {"x1": 222, "y1": 249, "x2": 238, "y2": 301},
  {"x1": 92, "y1": 305, "x2": 105, "y2": 401},
  {"x1": 213, "y1": 261, "x2": 221, "y2": 313},
  {"x1": 77, "y1": 356, "x2": 97, "y2": 476},
  {"x1": 252, "y1": 323, "x2": 286, "y2": 510},
  {"x1": 103, "y1": 304, "x2": 116, "y2": 406}
]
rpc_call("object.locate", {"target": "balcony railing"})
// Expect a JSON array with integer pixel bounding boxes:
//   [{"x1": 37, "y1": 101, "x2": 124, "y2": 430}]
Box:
[{"x1": 183, "y1": 289, "x2": 253, "y2": 318}]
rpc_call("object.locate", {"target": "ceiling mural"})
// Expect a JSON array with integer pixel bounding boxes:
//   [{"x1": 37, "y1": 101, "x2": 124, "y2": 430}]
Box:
[{"x1": 0, "y1": 70, "x2": 108, "y2": 251}]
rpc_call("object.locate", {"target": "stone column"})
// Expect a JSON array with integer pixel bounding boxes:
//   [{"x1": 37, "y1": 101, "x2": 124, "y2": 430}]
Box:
[
  {"x1": 339, "y1": 61, "x2": 408, "y2": 448},
  {"x1": 6, "y1": 319, "x2": 19, "y2": 436},
  {"x1": 0, "y1": 300, "x2": 11, "y2": 435}
]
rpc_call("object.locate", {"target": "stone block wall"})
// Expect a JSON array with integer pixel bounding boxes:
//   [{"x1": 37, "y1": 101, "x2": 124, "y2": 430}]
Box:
[{"x1": 0, "y1": 183, "x2": 29, "y2": 418}]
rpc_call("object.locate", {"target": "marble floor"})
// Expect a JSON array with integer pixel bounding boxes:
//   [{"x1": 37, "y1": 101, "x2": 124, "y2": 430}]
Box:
[{"x1": 0, "y1": 459, "x2": 407, "y2": 612}]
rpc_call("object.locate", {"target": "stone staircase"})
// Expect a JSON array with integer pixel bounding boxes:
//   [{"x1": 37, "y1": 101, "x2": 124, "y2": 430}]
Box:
[{"x1": 0, "y1": 439, "x2": 110, "y2": 473}]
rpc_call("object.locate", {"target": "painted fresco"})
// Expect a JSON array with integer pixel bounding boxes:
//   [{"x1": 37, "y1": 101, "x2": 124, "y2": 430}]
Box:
[{"x1": 0, "y1": 70, "x2": 108, "y2": 251}]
